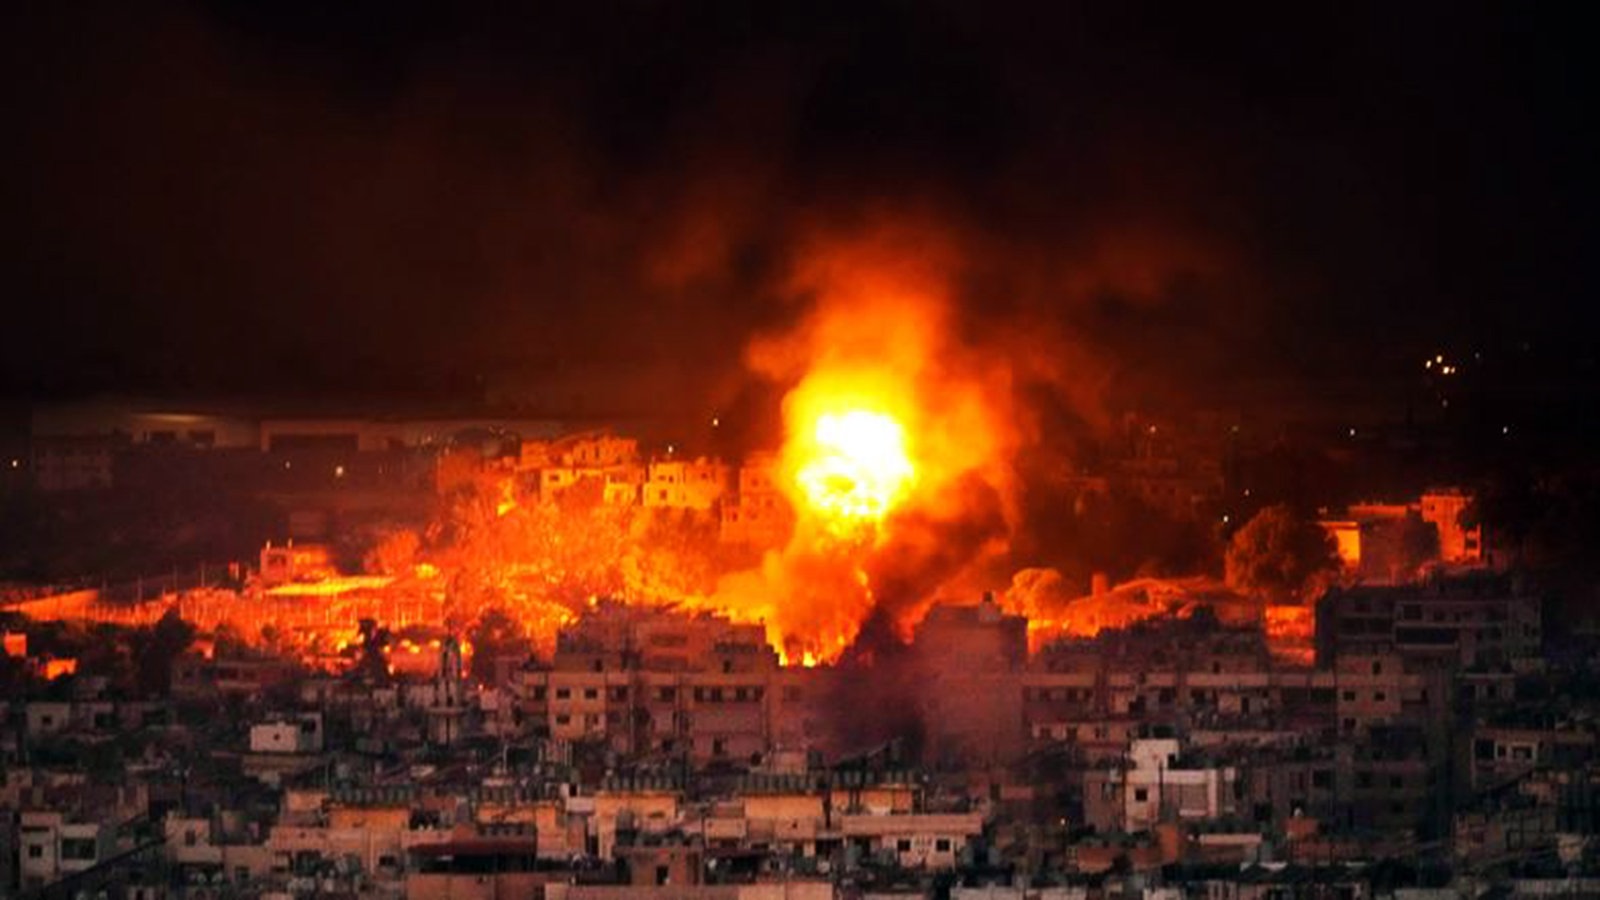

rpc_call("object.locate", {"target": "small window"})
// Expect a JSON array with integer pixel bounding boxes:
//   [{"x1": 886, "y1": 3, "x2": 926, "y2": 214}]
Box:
[
  {"x1": 935, "y1": 839, "x2": 952, "y2": 852},
  {"x1": 1134, "y1": 788, "x2": 1149, "y2": 802},
  {"x1": 896, "y1": 839, "x2": 912, "y2": 852},
  {"x1": 60, "y1": 838, "x2": 98, "y2": 861}
]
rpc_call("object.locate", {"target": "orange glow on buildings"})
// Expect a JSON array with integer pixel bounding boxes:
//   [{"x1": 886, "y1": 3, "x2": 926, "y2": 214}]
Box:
[{"x1": 1264, "y1": 604, "x2": 1316, "y2": 666}]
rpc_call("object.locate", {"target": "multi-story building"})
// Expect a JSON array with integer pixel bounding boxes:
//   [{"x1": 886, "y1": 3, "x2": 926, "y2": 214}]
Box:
[
  {"x1": 1320, "y1": 488, "x2": 1485, "y2": 584},
  {"x1": 14, "y1": 811, "x2": 116, "y2": 892},
  {"x1": 512, "y1": 607, "x2": 813, "y2": 765},
  {"x1": 719, "y1": 454, "x2": 791, "y2": 546},
  {"x1": 1316, "y1": 572, "x2": 1542, "y2": 671},
  {"x1": 1082, "y1": 739, "x2": 1243, "y2": 833},
  {"x1": 1421, "y1": 488, "x2": 1482, "y2": 564},
  {"x1": 643, "y1": 459, "x2": 732, "y2": 511}
]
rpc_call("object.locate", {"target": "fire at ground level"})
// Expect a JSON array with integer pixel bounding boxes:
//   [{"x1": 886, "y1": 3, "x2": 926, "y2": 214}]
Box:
[
  {"x1": 0, "y1": 563, "x2": 1319, "y2": 675},
  {"x1": 0, "y1": 567, "x2": 1534, "y2": 771}
]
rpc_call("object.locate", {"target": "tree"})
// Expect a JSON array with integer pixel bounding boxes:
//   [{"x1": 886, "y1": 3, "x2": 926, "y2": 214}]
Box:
[
  {"x1": 1393, "y1": 514, "x2": 1441, "y2": 580},
  {"x1": 357, "y1": 618, "x2": 391, "y2": 680},
  {"x1": 135, "y1": 609, "x2": 196, "y2": 696},
  {"x1": 468, "y1": 607, "x2": 529, "y2": 683},
  {"x1": 1225, "y1": 505, "x2": 1339, "y2": 604}
]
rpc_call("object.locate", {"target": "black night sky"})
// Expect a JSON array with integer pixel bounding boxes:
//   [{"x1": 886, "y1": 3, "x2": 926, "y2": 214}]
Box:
[{"x1": 2, "y1": 2, "x2": 1595, "y2": 421}]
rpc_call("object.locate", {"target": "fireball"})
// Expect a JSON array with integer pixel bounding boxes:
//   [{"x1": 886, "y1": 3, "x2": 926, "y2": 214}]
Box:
[{"x1": 794, "y1": 409, "x2": 915, "y2": 528}]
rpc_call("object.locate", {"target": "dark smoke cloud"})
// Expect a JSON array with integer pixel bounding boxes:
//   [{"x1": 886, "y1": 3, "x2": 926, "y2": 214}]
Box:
[
  {"x1": 2, "y1": 2, "x2": 1593, "y2": 421},
  {"x1": 857, "y1": 472, "x2": 1010, "y2": 654}
]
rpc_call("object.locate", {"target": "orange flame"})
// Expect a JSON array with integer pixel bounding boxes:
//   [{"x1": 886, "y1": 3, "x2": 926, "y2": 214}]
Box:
[{"x1": 706, "y1": 221, "x2": 1027, "y2": 660}]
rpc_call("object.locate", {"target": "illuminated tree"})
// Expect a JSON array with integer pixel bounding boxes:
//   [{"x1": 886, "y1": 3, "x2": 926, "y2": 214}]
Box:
[{"x1": 1224, "y1": 505, "x2": 1338, "y2": 603}]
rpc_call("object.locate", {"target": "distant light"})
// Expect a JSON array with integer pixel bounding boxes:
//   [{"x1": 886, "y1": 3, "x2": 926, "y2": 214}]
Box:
[
  {"x1": 666, "y1": 444, "x2": 676, "y2": 455},
  {"x1": 1424, "y1": 360, "x2": 1433, "y2": 370},
  {"x1": 1502, "y1": 425, "x2": 1511, "y2": 435},
  {"x1": 1222, "y1": 514, "x2": 1231, "y2": 524},
  {"x1": 1243, "y1": 488, "x2": 1251, "y2": 497},
  {"x1": 8, "y1": 459, "x2": 17, "y2": 469},
  {"x1": 1435, "y1": 354, "x2": 1444, "y2": 364},
  {"x1": 711, "y1": 417, "x2": 720, "y2": 428},
  {"x1": 284, "y1": 461, "x2": 292, "y2": 470},
  {"x1": 1348, "y1": 427, "x2": 1357, "y2": 437},
  {"x1": 334, "y1": 465, "x2": 346, "y2": 478}
]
